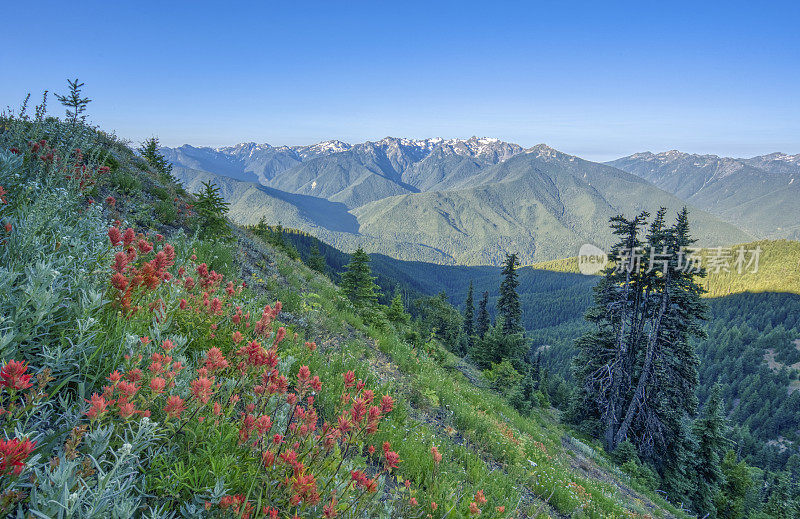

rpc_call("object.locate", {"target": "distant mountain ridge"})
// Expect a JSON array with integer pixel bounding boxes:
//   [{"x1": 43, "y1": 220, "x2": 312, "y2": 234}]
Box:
[
  {"x1": 608, "y1": 150, "x2": 800, "y2": 239},
  {"x1": 167, "y1": 138, "x2": 754, "y2": 265}
]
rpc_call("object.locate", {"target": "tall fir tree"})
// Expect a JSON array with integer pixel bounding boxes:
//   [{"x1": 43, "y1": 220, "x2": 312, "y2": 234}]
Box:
[
  {"x1": 692, "y1": 385, "x2": 727, "y2": 517},
  {"x1": 714, "y1": 450, "x2": 753, "y2": 519},
  {"x1": 307, "y1": 243, "x2": 326, "y2": 273},
  {"x1": 471, "y1": 317, "x2": 527, "y2": 371},
  {"x1": 476, "y1": 291, "x2": 490, "y2": 339},
  {"x1": 762, "y1": 472, "x2": 798, "y2": 519},
  {"x1": 463, "y1": 281, "x2": 475, "y2": 349},
  {"x1": 194, "y1": 181, "x2": 230, "y2": 238},
  {"x1": 139, "y1": 137, "x2": 176, "y2": 183},
  {"x1": 497, "y1": 253, "x2": 523, "y2": 335},
  {"x1": 572, "y1": 208, "x2": 707, "y2": 473},
  {"x1": 386, "y1": 286, "x2": 410, "y2": 325},
  {"x1": 340, "y1": 248, "x2": 379, "y2": 308}
]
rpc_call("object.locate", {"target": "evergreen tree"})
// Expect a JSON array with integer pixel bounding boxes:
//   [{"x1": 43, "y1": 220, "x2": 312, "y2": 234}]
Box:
[
  {"x1": 55, "y1": 78, "x2": 90, "y2": 125},
  {"x1": 471, "y1": 318, "x2": 527, "y2": 370},
  {"x1": 497, "y1": 253, "x2": 523, "y2": 335},
  {"x1": 340, "y1": 248, "x2": 379, "y2": 308},
  {"x1": 762, "y1": 472, "x2": 798, "y2": 519},
  {"x1": 194, "y1": 181, "x2": 230, "y2": 238},
  {"x1": 692, "y1": 385, "x2": 727, "y2": 517},
  {"x1": 463, "y1": 281, "x2": 475, "y2": 349},
  {"x1": 139, "y1": 137, "x2": 176, "y2": 183},
  {"x1": 415, "y1": 292, "x2": 463, "y2": 352},
  {"x1": 572, "y1": 208, "x2": 707, "y2": 469},
  {"x1": 307, "y1": 243, "x2": 327, "y2": 273},
  {"x1": 386, "y1": 286, "x2": 410, "y2": 325},
  {"x1": 476, "y1": 291, "x2": 490, "y2": 339},
  {"x1": 714, "y1": 450, "x2": 753, "y2": 519}
]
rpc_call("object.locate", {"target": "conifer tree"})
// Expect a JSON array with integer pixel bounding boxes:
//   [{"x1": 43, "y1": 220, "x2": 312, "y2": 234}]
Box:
[
  {"x1": 762, "y1": 472, "x2": 798, "y2": 519},
  {"x1": 714, "y1": 450, "x2": 753, "y2": 519},
  {"x1": 386, "y1": 286, "x2": 410, "y2": 325},
  {"x1": 471, "y1": 317, "x2": 527, "y2": 371},
  {"x1": 340, "y1": 248, "x2": 379, "y2": 308},
  {"x1": 498, "y1": 253, "x2": 523, "y2": 334},
  {"x1": 573, "y1": 208, "x2": 707, "y2": 468},
  {"x1": 476, "y1": 291, "x2": 490, "y2": 339},
  {"x1": 307, "y1": 243, "x2": 326, "y2": 273},
  {"x1": 194, "y1": 181, "x2": 230, "y2": 238},
  {"x1": 139, "y1": 137, "x2": 176, "y2": 183},
  {"x1": 692, "y1": 385, "x2": 727, "y2": 517},
  {"x1": 463, "y1": 281, "x2": 475, "y2": 349},
  {"x1": 55, "y1": 78, "x2": 90, "y2": 125}
]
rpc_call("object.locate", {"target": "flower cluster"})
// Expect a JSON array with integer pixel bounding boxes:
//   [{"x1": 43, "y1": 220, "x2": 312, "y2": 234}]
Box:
[
  {"x1": 0, "y1": 438, "x2": 35, "y2": 477},
  {"x1": 86, "y1": 338, "x2": 184, "y2": 421},
  {"x1": 97, "y1": 234, "x2": 402, "y2": 516},
  {"x1": 107, "y1": 226, "x2": 176, "y2": 315}
]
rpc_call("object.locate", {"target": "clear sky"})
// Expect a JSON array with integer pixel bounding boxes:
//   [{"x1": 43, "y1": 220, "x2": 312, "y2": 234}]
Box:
[{"x1": 2, "y1": 0, "x2": 798, "y2": 161}]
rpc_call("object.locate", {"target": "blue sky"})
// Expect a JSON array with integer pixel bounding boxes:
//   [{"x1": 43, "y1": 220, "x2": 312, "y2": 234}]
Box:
[{"x1": 2, "y1": 0, "x2": 798, "y2": 161}]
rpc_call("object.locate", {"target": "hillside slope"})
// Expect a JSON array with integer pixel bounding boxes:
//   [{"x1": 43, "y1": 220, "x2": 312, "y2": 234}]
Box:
[{"x1": 0, "y1": 114, "x2": 688, "y2": 517}]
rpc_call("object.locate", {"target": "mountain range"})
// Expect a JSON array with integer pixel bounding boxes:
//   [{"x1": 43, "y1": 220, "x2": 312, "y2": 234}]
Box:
[
  {"x1": 164, "y1": 137, "x2": 798, "y2": 265},
  {"x1": 608, "y1": 151, "x2": 800, "y2": 239}
]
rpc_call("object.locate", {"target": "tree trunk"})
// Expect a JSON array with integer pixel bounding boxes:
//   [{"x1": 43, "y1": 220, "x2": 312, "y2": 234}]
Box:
[{"x1": 612, "y1": 274, "x2": 670, "y2": 450}]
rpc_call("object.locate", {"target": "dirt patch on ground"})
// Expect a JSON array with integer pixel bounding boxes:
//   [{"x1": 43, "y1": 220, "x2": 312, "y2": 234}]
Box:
[{"x1": 763, "y1": 339, "x2": 800, "y2": 394}]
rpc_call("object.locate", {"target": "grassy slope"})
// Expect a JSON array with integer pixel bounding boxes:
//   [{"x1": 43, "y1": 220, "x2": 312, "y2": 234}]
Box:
[
  {"x1": 0, "y1": 116, "x2": 689, "y2": 518},
  {"x1": 529, "y1": 239, "x2": 800, "y2": 297},
  {"x1": 240, "y1": 228, "x2": 692, "y2": 518}
]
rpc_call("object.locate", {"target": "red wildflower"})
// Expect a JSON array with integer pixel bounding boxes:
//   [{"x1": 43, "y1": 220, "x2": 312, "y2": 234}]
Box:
[
  {"x1": 137, "y1": 238, "x2": 153, "y2": 254},
  {"x1": 0, "y1": 437, "x2": 36, "y2": 476},
  {"x1": 322, "y1": 496, "x2": 338, "y2": 518},
  {"x1": 0, "y1": 360, "x2": 33, "y2": 390},
  {"x1": 0, "y1": 185, "x2": 7, "y2": 203},
  {"x1": 149, "y1": 377, "x2": 166, "y2": 394},
  {"x1": 380, "y1": 394, "x2": 394, "y2": 413},
  {"x1": 4, "y1": 223, "x2": 11, "y2": 234},
  {"x1": 86, "y1": 392, "x2": 110, "y2": 420},
  {"x1": 343, "y1": 370, "x2": 356, "y2": 389},
  {"x1": 384, "y1": 449, "x2": 400, "y2": 471},
  {"x1": 105, "y1": 196, "x2": 116, "y2": 207},
  {"x1": 431, "y1": 445, "x2": 442, "y2": 464},
  {"x1": 255, "y1": 414, "x2": 273, "y2": 436},
  {"x1": 475, "y1": 490, "x2": 487, "y2": 505},
  {"x1": 164, "y1": 395, "x2": 185, "y2": 418},
  {"x1": 190, "y1": 376, "x2": 214, "y2": 404},
  {"x1": 118, "y1": 401, "x2": 137, "y2": 419},
  {"x1": 204, "y1": 347, "x2": 229, "y2": 372},
  {"x1": 123, "y1": 228, "x2": 135, "y2": 246}
]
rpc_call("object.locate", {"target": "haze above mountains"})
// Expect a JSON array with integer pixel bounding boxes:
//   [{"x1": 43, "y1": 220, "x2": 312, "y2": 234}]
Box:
[{"x1": 163, "y1": 137, "x2": 799, "y2": 265}]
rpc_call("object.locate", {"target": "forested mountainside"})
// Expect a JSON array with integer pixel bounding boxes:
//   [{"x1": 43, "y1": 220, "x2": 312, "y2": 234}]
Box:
[
  {"x1": 0, "y1": 103, "x2": 702, "y2": 518},
  {"x1": 608, "y1": 151, "x2": 800, "y2": 239},
  {"x1": 171, "y1": 148, "x2": 750, "y2": 265},
  {"x1": 269, "y1": 228, "x2": 800, "y2": 477}
]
